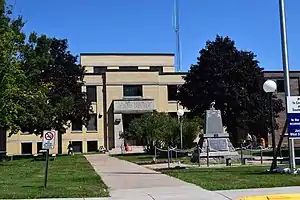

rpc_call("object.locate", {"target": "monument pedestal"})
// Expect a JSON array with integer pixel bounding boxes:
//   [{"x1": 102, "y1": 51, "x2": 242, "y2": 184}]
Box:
[{"x1": 191, "y1": 104, "x2": 239, "y2": 164}]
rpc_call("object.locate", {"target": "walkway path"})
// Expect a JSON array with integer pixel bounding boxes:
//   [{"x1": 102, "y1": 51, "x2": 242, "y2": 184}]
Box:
[{"x1": 85, "y1": 154, "x2": 228, "y2": 200}]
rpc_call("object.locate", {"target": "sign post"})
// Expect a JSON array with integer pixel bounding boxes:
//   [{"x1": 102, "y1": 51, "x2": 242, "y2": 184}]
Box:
[
  {"x1": 42, "y1": 130, "x2": 57, "y2": 188},
  {"x1": 287, "y1": 96, "x2": 300, "y2": 173}
]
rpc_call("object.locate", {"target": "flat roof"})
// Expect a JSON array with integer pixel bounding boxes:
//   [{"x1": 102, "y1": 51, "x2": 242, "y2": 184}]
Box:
[{"x1": 80, "y1": 53, "x2": 175, "y2": 56}]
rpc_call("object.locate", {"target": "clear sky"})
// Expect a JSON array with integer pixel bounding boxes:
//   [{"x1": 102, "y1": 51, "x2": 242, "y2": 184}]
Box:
[{"x1": 7, "y1": 0, "x2": 300, "y2": 71}]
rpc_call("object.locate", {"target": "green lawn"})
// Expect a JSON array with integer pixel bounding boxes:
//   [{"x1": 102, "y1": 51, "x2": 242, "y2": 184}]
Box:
[
  {"x1": 160, "y1": 166, "x2": 300, "y2": 190},
  {"x1": 0, "y1": 155, "x2": 109, "y2": 199}
]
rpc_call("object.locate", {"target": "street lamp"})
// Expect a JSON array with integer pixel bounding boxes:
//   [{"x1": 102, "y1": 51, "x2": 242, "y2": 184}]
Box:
[
  {"x1": 263, "y1": 80, "x2": 277, "y2": 166},
  {"x1": 177, "y1": 109, "x2": 184, "y2": 149}
]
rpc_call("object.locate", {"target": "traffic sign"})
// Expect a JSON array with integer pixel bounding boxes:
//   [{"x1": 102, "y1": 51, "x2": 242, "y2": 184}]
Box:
[
  {"x1": 287, "y1": 96, "x2": 300, "y2": 138},
  {"x1": 42, "y1": 130, "x2": 57, "y2": 149}
]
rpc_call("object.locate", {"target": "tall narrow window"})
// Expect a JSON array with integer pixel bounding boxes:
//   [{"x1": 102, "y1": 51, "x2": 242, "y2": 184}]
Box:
[
  {"x1": 87, "y1": 114, "x2": 97, "y2": 131},
  {"x1": 276, "y1": 80, "x2": 285, "y2": 93},
  {"x1": 86, "y1": 86, "x2": 97, "y2": 102},
  {"x1": 123, "y1": 85, "x2": 143, "y2": 97},
  {"x1": 167, "y1": 85, "x2": 178, "y2": 101},
  {"x1": 72, "y1": 121, "x2": 83, "y2": 131}
]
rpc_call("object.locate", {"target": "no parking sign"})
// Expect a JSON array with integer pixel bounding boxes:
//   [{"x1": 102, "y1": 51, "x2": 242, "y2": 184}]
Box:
[{"x1": 42, "y1": 130, "x2": 57, "y2": 149}]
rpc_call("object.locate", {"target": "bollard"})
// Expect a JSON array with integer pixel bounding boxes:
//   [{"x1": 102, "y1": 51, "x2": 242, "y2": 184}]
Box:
[
  {"x1": 242, "y1": 158, "x2": 247, "y2": 165},
  {"x1": 206, "y1": 140, "x2": 210, "y2": 167},
  {"x1": 167, "y1": 147, "x2": 170, "y2": 169},
  {"x1": 260, "y1": 148, "x2": 263, "y2": 164},
  {"x1": 154, "y1": 146, "x2": 157, "y2": 163},
  {"x1": 240, "y1": 143, "x2": 244, "y2": 165},
  {"x1": 197, "y1": 145, "x2": 201, "y2": 167}
]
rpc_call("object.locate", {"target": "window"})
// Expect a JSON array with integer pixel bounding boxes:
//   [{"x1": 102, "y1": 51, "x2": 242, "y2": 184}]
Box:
[
  {"x1": 150, "y1": 66, "x2": 163, "y2": 73},
  {"x1": 72, "y1": 141, "x2": 83, "y2": 153},
  {"x1": 168, "y1": 85, "x2": 179, "y2": 101},
  {"x1": 37, "y1": 142, "x2": 42, "y2": 153},
  {"x1": 123, "y1": 85, "x2": 143, "y2": 97},
  {"x1": 86, "y1": 86, "x2": 97, "y2": 102},
  {"x1": 87, "y1": 141, "x2": 98, "y2": 152},
  {"x1": 94, "y1": 66, "x2": 107, "y2": 73},
  {"x1": 87, "y1": 114, "x2": 97, "y2": 131},
  {"x1": 72, "y1": 121, "x2": 82, "y2": 131},
  {"x1": 276, "y1": 80, "x2": 285, "y2": 92},
  {"x1": 21, "y1": 143, "x2": 32, "y2": 154},
  {"x1": 119, "y1": 66, "x2": 138, "y2": 71}
]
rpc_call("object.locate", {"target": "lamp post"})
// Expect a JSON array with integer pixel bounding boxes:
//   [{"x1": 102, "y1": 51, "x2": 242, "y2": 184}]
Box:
[
  {"x1": 177, "y1": 109, "x2": 184, "y2": 149},
  {"x1": 263, "y1": 80, "x2": 277, "y2": 166}
]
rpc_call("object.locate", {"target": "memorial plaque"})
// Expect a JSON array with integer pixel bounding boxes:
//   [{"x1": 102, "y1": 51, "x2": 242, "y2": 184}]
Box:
[
  {"x1": 205, "y1": 110, "x2": 228, "y2": 137},
  {"x1": 208, "y1": 138, "x2": 229, "y2": 152}
]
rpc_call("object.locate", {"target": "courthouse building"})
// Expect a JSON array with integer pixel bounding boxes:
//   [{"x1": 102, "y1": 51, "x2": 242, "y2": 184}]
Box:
[
  {"x1": 6, "y1": 53, "x2": 186, "y2": 155},
  {"x1": 4, "y1": 53, "x2": 300, "y2": 155}
]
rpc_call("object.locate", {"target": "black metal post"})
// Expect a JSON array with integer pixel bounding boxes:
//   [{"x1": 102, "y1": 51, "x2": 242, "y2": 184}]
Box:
[
  {"x1": 167, "y1": 147, "x2": 170, "y2": 169},
  {"x1": 270, "y1": 93, "x2": 277, "y2": 168},
  {"x1": 44, "y1": 149, "x2": 49, "y2": 188},
  {"x1": 197, "y1": 144, "x2": 201, "y2": 167},
  {"x1": 206, "y1": 139, "x2": 209, "y2": 167}
]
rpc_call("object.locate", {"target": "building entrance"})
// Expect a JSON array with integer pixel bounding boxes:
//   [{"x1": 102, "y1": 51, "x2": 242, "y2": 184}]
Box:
[{"x1": 122, "y1": 113, "x2": 144, "y2": 146}]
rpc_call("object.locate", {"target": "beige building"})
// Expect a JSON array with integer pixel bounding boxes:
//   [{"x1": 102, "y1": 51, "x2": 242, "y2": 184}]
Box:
[
  {"x1": 6, "y1": 53, "x2": 187, "y2": 155},
  {"x1": 5, "y1": 53, "x2": 300, "y2": 155}
]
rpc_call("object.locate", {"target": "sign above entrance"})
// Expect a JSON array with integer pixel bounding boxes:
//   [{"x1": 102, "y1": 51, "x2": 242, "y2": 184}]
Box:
[{"x1": 114, "y1": 99, "x2": 154, "y2": 113}]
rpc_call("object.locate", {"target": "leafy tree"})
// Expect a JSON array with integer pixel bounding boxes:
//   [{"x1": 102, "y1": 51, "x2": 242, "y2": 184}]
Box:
[
  {"x1": 177, "y1": 35, "x2": 284, "y2": 145},
  {"x1": 20, "y1": 33, "x2": 91, "y2": 153},
  {"x1": 0, "y1": 0, "x2": 47, "y2": 152},
  {"x1": 122, "y1": 111, "x2": 202, "y2": 152},
  {"x1": 0, "y1": 0, "x2": 91, "y2": 154}
]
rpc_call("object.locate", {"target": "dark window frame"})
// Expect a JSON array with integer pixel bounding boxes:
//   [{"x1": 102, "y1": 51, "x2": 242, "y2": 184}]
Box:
[
  {"x1": 72, "y1": 121, "x2": 83, "y2": 131},
  {"x1": 86, "y1": 114, "x2": 97, "y2": 131},
  {"x1": 123, "y1": 85, "x2": 143, "y2": 97},
  {"x1": 167, "y1": 85, "x2": 179, "y2": 101},
  {"x1": 86, "y1": 86, "x2": 97, "y2": 103},
  {"x1": 119, "y1": 66, "x2": 139, "y2": 71},
  {"x1": 94, "y1": 66, "x2": 107, "y2": 73},
  {"x1": 21, "y1": 143, "x2": 32, "y2": 154},
  {"x1": 149, "y1": 66, "x2": 163, "y2": 73},
  {"x1": 276, "y1": 79, "x2": 285, "y2": 93}
]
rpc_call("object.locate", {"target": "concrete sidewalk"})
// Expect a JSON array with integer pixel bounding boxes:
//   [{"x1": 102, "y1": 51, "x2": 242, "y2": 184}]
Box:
[{"x1": 85, "y1": 154, "x2": 228, "y2": 200}]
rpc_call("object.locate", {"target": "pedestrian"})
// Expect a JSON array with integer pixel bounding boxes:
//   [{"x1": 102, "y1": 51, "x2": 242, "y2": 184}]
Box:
[
  {"x1": 67, "y1": 141, "x2": 74, "y2": 155},
  {"x1": 252, "y1": 134, "x2": 257, "y2": 148},
  {"x1": 246, "y1": 133, "x2": 252, "y2": 147}
]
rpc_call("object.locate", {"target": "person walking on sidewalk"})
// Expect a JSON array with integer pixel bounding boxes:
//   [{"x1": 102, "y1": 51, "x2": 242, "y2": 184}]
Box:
[{"x1": 67, "y1": 141, "x2": 74, "y2": 155}]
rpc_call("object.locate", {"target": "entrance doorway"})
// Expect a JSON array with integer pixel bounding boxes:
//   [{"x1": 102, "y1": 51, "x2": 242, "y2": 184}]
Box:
[{"x1": 122, "y1": 113, "x2": 144, "y2": 146}]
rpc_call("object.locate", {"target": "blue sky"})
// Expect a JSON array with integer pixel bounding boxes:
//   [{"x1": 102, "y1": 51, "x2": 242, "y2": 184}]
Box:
[{"x1": 8, "y1": 0, "x2": 300, "y2": 71}]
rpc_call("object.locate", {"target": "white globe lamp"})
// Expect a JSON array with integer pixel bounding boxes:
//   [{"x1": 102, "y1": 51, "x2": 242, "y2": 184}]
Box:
[
  {"x1": 263, "y1": 80, "x2": 277, "y2": 93},
  {"x1": 177, "y1": 109, "x2": 184, "y2": 117}
]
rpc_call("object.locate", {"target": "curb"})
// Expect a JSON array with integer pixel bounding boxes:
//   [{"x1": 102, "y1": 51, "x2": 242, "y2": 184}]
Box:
[{"x1": 238, "y1": 193, "x2": 300, "y2": 200}]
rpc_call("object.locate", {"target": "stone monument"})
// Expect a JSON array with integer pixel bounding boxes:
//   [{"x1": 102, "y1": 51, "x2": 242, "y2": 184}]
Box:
[{"x1": 193, "y1": 101, "x2": 239, "y2": 163}]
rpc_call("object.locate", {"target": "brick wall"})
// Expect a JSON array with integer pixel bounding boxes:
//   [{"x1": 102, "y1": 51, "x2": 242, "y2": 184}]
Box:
[{"x1": 264, "y1": 71, "x2": 300, "y2": 147}]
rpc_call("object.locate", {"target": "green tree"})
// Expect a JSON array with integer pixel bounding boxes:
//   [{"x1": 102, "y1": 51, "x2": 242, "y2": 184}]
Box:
[
  {"x1": 20, "y1": 33, "x2": 91, "y2": 153},
  {"x1": 177, "y1": 35, "x2": 284, "y2": 145},
  {"x1": 122, "y1": 111, "x2": 202, "y2": 151},
  {"x1": 0, "y1": 1, "x2": 49, "y2": 152}
]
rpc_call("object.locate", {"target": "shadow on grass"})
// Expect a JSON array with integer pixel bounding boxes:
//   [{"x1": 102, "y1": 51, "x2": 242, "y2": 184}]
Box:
[{"x1": 105, "y1": 171, "x2": 159, "y2": 175}]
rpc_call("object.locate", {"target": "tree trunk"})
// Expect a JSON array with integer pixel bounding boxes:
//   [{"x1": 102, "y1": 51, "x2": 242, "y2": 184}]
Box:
[{"x1": 58, "y1": 130, "x2": 62, "y2": 154}]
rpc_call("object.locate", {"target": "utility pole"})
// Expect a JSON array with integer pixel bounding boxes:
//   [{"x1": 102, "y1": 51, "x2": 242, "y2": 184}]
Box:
[
  {"x1": 173, "y1": 0, "x2": 182, "y2": 72},
  {"x1": 278, "y1": 0, "x2": 296, "y2": 172}
]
